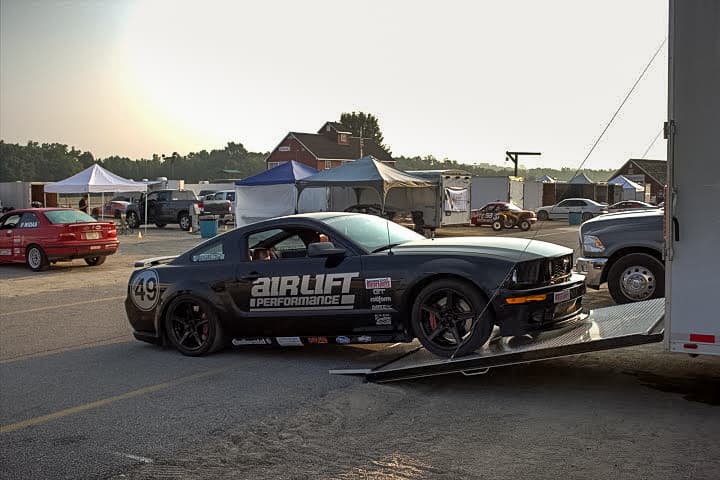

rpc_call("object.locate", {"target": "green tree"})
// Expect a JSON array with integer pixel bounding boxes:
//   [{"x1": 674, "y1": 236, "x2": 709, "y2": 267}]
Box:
[{"x1": 339, "y1": 112, "x2": 389, "y2": 153}]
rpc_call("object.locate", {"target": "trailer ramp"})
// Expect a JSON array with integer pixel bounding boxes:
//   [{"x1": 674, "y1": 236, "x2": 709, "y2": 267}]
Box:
[{"x1": 331, "y1": 299, "x2": 665, "y2": 383}]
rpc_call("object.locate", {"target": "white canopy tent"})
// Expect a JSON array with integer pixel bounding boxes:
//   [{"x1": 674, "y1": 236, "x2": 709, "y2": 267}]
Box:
[{"x1": 44, "y1": 164, "x2": 148, "y2": 231}]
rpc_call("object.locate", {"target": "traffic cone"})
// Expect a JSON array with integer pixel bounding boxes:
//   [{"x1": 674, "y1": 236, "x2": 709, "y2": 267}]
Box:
[
  {"x1": 189, "y1": 226, "x2": 193, "y2": 234},
  {"x1": 137, "y1": 231, "x2": 143, "y2": 240}
]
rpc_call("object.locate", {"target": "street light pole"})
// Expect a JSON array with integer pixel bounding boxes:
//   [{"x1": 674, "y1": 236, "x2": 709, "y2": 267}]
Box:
[{"x1": 505, "y1": 151, "x2": 541, "y2": 177}]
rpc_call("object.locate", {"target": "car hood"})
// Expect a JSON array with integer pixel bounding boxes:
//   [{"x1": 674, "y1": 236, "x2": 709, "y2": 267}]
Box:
[{"x1": 392, "y1": 236, "x2": 572, "y2": 261}]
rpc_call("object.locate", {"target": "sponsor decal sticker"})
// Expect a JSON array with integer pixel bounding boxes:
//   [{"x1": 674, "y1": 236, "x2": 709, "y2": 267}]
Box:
[
  {"x1": 0, "y1": 249, "x2": 11, "y2": 256},
  {"x1": 250, "y1": 272, "x2": 358, "y2": 311},
  {"x1": 129, "y1": 269, "x2": 160, "y2": 311},
  {"x1": 232, "y1": 338, "x2": 271, "y2": 346},
  {"x1": 192, "y1": 253, "x2": 225, "y2": 262},
  {"x1": 307, "y1": 336, "x2": 329, "y2": 344},
  {"x1": 276, "y1": 336, "x2": 303, "y2": 346},
  {"x1": 365, "y1": 277, "x2": 392, "y2": 289},
  {"x1": 375, "y1": 313, "x2": 392, "y2": 325},
  {"x1": 335, "y1": 336, "x2": 351, "y2": 344}
]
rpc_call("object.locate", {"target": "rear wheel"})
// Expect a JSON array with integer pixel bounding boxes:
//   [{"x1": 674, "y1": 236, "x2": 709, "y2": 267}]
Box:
[
  {"x1": 164, "y1": 295, "x2": 226, "y2": 356},
  {"x1": 502, "y1": 216, "x2": 516, "y2": 229},
  {"x1": 537, "y1": 210, "x2": 549, "y2": 221},
  {"x1": 26, "y1": 245, "x2": 49, "y2": 272},
  {"x1": 607, "y1": 253, "x2": 665, "y2": 304},
  {"x1": 581, "y1": 212, "x2": 593, "y2": 221},
  {"x1": 178, "y1": 212, "x2": 191, "y2": 231},
  {"x1": 519, "y1": 219, "x2": 532, "y2": 231},
  {"x1": 411, "y1": 279, "x2": 494, "y2": 357},
  {"x1": 491, "y1": 220, "x2": 503, "y2": 231},
  {"x1": 126, "y1": 211, "x2": 140, "y2": 229},
  {"x1": 85, "y1": 256, "x2": 106, "y2": 266}
]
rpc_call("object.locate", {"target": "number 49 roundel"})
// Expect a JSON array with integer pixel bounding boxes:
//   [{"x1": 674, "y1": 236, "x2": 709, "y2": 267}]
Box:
[{"x1": 130, "y1": 269, "x2": 160, "y2": 311}]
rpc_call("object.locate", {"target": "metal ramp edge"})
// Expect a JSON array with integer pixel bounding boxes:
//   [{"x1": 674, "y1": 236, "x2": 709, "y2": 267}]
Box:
[{"x1": 330, "y1": 298, "x2": 665, "y2": 383}]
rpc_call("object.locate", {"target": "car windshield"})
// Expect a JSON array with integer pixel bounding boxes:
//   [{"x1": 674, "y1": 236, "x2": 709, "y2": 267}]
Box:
[
  {"x1": 321, "y1": 214, "x2": 423, "y2": 252},
  {"x1": 506, "y1": 203, "x2": 522, "y2": 211},
  {"x1": 44, "y1": 209, "x2": 97, "y2": 224}
]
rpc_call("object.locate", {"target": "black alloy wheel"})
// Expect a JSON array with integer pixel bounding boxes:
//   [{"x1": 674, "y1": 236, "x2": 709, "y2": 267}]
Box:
[
  {"x1": 85, "y1": 256, "x2": 106, "y2": 266},
  {"x1": 126, "y1": 212, "x2": 140, "y2": 229},
  {"x1": 411, "y1": 279, "x2": 494, "y2": 357},
  {"x1": 165, "y1": 296, "x2": 226, "y2": 356}
]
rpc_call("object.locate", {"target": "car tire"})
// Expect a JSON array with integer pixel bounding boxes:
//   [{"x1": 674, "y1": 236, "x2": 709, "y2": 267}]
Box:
[
  {"x1": 502, "y1": 216, "x2": 516, "y2": 229},
  {"x1": 491, "y1": 220, "x2": 503, "y2": 231},
  {"x1": 178, "y1": 212, "x2": 191, "y2": 231},
  {"x1": 581, "y1": 212, "x2": 593, "y2": 221},
  {"x1": 537, "y1": 210, "x2": 549, "y2": 221},
  {"x1": 519, "y1": 219, "x2": 532, "y2": 231},
  {"x1": 164, "y1": 295, "x2": 226, "y2": 356},
  {"x1": 85, "y1": 256, "x2": 106, "y2": 266},
  {"x1": 607, "y1": 253, "x2": 665, "y2": 304},
  {"x1": 155, "y1": 223, "x2": 167, "y2": 228},
  {"x1": 126, "y1": 212, "x2": 140, "y2": 229},
  {"x1": 411, "y1": 279, "x2": 494, "y2": 357},
  {"x1": 26, "y1": 245, "x2": 49, "y2": 272}
]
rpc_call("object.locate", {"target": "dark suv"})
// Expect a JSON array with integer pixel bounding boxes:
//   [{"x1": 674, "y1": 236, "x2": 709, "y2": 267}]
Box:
[{"x1": 125, "y1": 190, "x2": 199, "y2": 230}]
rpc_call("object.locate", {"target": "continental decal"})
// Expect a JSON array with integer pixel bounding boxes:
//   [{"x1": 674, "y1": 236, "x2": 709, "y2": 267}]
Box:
[{"x1": 250, "y1": 273, "x2": 359, "y2": 311}]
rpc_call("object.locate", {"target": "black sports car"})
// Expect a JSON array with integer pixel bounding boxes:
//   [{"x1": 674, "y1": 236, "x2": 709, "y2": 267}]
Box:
[{"x1": 126, "y1": 212, "x2": 585, "y2": 358}]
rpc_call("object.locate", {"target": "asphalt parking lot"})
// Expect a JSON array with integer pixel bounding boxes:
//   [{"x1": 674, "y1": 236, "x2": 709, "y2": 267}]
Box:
[{"x1": 1, "y1": 221, "x2": 718, "y2": 479}]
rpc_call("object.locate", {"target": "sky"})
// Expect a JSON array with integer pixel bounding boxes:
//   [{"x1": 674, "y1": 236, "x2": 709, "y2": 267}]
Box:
[{"x1": 0, "y1": 0, "x2": 669, "y2": 171}]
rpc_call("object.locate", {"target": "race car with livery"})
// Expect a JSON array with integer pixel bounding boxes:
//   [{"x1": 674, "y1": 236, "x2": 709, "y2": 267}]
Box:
[
  {"x1": 125, "y1": 212, "x2": 584, "y2": 358},
  {"x1": 0, "y1": 208, "x2": 119, "y2": 271},
  {"x1": 471, "y1": 202, "x2": 537, "y2": 231}
]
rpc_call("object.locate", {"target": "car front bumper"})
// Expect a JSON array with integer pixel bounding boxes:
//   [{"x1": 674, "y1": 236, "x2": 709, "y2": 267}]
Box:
[
  {"x1": 493, "y1": 274, "x2": 586, "y2": 336},
  {"x1": 575, "y1": 257, "x2": 608, "y2": 289}
]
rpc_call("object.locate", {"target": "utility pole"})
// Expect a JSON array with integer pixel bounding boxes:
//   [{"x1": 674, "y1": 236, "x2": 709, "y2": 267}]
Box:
[
  {"x1": 359, "y1": 126, "x2": 364, "y2": 158},
  {"x1": 505, "y1": 151, "x2": 541, "y2": 177}
]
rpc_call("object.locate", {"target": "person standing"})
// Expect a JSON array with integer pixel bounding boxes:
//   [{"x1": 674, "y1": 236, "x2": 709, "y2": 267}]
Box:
[{"x1": 79, "y1": 194, "x2": 89, "y2": 213}]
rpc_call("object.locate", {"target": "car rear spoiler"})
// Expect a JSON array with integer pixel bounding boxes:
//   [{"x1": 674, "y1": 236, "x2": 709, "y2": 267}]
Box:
[{"x1": 134, "y1": 255, "x2": 178, "y2": 268}]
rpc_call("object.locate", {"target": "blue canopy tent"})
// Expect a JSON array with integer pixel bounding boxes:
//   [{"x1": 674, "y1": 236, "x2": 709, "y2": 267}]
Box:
[
  {"x1": 609, "y1": 175, "x2": 645, "y2": 201},
  {"x1": 234, "y1": 161, "x2": 320, "y2": 226}
]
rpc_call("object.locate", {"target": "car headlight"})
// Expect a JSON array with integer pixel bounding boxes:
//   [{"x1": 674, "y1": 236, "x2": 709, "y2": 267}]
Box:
[{"x1": 582, "y1": 234, "x2": 605, "y2": 253}]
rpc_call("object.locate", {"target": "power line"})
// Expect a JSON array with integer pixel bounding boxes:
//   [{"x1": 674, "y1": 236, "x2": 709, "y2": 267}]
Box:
[
  {"x1": 574, "y1": 37, "x2": 667, "y2": 176},
  {"x1": 641, "y1": 128, "x2": 663, "y2": 158}
]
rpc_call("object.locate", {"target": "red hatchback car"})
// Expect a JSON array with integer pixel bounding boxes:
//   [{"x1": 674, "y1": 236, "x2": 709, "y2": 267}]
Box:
[{"x1": 0, "y1": 208, "x2": 119, "y2": 271}]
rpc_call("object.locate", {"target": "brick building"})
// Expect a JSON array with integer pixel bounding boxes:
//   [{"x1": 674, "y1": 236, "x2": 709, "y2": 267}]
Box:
[
  {"x1": 609, "y1": 159, "x2": 667, "y2": 204},
  {"x1": 265, "y1": 122, "x2": 393, "y2": 171}
]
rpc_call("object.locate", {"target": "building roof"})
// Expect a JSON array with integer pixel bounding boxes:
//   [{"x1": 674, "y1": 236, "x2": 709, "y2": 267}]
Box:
[
  {"x1": 317, "y1": 121, "x2": 352, "y2": 134},
  {"x1": 610, "y1": 159, "x2": 667, "y2": 185},
  {"x1": 291, "y1": 132, "x2": 393, "y2": 162}
]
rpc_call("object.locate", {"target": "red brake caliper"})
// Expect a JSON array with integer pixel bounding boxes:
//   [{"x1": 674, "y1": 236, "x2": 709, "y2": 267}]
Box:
[{"x1": 429, "y1": 313, "x2": 437, "y2": 331}]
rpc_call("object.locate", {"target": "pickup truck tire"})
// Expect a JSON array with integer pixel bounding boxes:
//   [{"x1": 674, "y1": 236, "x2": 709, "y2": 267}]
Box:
[
  {"x1": 155, "y1": 223, "x2": 167, "y2": 228},
  {"x1": 607, "y1": 253, "x2": 665, "y2": 304},
  {"x1": 126, "y1": 212, "x2": 140, "y2": 229},
  {"x1": 178, "y1": 212, "x2": 191, "y2": 231},
  {"x1": 537, "y1": 210, "x2": 549, "y2": 221}
]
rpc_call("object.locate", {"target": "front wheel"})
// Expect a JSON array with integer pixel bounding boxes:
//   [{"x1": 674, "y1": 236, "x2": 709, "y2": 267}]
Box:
[
  {"x1": 164, "y1": 295, "x2": 226, "y2": 356},
  {"x1": 178, "y1": 212, "x2": 191, "y2": 231},
  {"x1": 411, "y1": 279, "x2": 494, "y2": 357},
  {"x1": 607, "y1": 253, "x2": 665, "y2": 304},
  {"x1": 26, "y1": 245, "x2": 49, "y2": 272},
  {"x1": 519, "y1": 219, "x2": 532, "y2": 231},
  {"x1": 126, "y1": 211, "x2": 140, "y2": 229},
  {"x1": 85, "y1": 256, "x2": 106, "y2": 266}
]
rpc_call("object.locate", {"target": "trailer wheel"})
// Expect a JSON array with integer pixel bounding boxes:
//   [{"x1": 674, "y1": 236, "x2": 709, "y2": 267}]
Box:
[
  {"x1": 607, "y1": 253, "x2": 665, "y2": 304},
  {"x1": 491, "y1": 220, "x2": 503, "y2": 231},
  {"x1": 411, "y1": 279, "x2": 494, "y2": 357}
]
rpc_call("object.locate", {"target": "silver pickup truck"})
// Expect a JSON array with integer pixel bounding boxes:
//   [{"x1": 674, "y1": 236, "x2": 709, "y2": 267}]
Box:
[
  {"x1": 575, "y1": 210, "x2": 664, "y2": 304},
  {"x1": 199, "y1": 190, "x2": 234, "y2": 224}
]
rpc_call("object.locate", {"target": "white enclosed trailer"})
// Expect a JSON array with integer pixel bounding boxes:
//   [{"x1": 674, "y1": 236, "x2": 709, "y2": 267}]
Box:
[
  {"x1": 470, "y1": 176, "x2": 524, "y2": 209},
  {"x1": 399, "y1": 170, "x2": 472, "y2": 228},
  {"x1": 332, "y1": 0, "x2": 719, "y2": 382}
]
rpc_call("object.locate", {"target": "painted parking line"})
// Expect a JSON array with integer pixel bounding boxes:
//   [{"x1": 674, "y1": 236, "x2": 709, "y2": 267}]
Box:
[
  {"x1": 0, "y1": 368, "x2": 227, "y2": 434},
  {"x1": 0, "y1": 296, "x2": 126, "y2": 317}
]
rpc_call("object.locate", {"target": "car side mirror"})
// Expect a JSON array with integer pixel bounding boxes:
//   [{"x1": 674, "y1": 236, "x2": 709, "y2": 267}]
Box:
[{"x1": 308, "y1": 242, "x2": 346, "y2": 258}]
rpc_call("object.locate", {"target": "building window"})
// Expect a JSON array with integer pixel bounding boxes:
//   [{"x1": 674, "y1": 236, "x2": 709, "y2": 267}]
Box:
[
  {"x1": 325, "y1": 160, "x2": 332, "y2": 170},
  {"x1": 267, "y1": 161, "x2": 288, "y2": 169},
  {"x1": 338, "y1": 133, "x2": 348, "y2": 144}
]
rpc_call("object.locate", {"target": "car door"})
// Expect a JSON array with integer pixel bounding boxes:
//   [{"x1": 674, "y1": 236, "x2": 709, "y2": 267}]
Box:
[
  {"x1": 0, "y1": 213, "x2": 22, "y2": 262},
  {"x1": 550, "y1": 199, "x2": 571, "y2": 219},
  {"x1": 231, "y1": 225, "x2": 371, "y2": 338}
]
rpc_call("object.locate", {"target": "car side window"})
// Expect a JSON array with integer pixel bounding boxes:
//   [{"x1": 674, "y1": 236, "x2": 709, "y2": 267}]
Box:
[
  {"x1": 191, "y1": 241, "x2": 225, "y2": 262},
  {"x1": 0, "y1": 214, "x2": 21, "y2": 229},
  {"x1": 556, "y1": 200, "x2": 569, "y2": 207},
  {"x1": 146, "y1": 192, "x2": 159, "y2": 202},
  {"x1": 226, "y1": 192, "x2": 235, "y2": 202},
  {"x1": 18, "y1": 213, "x2": 40, "y2": 229},
  {"x1": 157, "y1": 191, "x2": 171, "y2": 201},
  {"x1": 247, "y1": 227, "x2": 328, "y2": 261}
]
